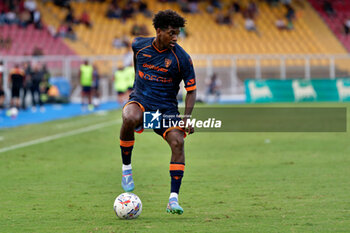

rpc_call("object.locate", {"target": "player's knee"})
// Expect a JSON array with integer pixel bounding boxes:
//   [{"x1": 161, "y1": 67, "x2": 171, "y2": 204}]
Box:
[
  {"x1": 169, "y1": 136, "x2": 184, "y2": 151},
  {"x1": 122, "y1": 114, "x2": 141, "y2": 127}
]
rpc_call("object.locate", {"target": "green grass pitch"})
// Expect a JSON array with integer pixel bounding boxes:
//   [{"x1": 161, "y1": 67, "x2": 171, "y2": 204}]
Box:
[{"x1": 1, "y1": 103, "x2": 350, "y2": 232}]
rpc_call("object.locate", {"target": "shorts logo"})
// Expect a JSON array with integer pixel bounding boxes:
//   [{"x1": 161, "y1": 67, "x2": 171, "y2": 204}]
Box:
[
  {"x1": 143, "y1": 110, "x2": 162, "y2": 129},
  {"x1": 165, "y1": 58, "x2": 172, "y2": 68}
]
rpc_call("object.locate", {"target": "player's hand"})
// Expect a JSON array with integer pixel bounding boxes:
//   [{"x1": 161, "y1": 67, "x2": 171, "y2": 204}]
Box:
[{"x1": 182, "y1": 117, "x2": 194, "y2": 135}]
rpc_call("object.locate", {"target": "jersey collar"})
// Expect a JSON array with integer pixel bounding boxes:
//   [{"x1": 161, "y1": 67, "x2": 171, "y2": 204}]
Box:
[{"x1": 152, "y1": 39, "x2": 168, "y2": 53}]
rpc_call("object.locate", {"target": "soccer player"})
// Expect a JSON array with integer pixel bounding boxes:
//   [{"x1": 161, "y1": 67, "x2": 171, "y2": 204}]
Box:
[
  {"x1": 113, "y1": 65, "x2": 129, "y2": 105},
  {"x1": 79, "y1": 60, "x2": 93, "y2": 111},
  {"x1": 9, "y1": 64, "x2": 25, "y2": 109},
  {"x1": 0, "y1": 61, "x2": 5, "y2": 109},
  {"x1": 119, "y1": 10, "x2": 196, "y2": 215}
]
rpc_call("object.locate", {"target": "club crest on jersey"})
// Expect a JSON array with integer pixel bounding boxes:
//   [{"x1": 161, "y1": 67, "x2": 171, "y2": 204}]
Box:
[{"x1": 165, "y1": 58, "x2": 172, "y2": 68}]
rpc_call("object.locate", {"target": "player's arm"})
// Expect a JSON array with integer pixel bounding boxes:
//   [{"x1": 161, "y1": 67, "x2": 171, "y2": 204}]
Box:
[
  {"x1": 183, "y1": 89, "x2": 196, "y2": 134},
  {"x1": 181, "y1": 54, "x2": 196, "y2": 134}
]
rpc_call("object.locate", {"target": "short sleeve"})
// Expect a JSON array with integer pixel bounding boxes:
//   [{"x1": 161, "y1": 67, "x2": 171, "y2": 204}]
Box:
[
  {"x1": 181, "y1": 54, "x2": 196, "y2": 91},
  {"x1": 131, "y1": 38, "x2": 139, "y2": 53}
]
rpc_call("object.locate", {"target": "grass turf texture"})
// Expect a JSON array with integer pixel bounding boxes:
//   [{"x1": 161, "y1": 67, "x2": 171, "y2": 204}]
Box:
[{"x1": 1, "y1": 103, "x2": 350, "y2": 232}]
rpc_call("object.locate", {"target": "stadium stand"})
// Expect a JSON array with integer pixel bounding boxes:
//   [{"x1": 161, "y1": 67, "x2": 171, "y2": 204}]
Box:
[
  {"x1": 37, "y1": 0, "x2": 347, "y2": 57},
  {"x1": 308, "y1": 0, "x2": 350, "y2": 52},
  {"x1": 0, "y1": 24, "x2": 74, "y2": 55}
]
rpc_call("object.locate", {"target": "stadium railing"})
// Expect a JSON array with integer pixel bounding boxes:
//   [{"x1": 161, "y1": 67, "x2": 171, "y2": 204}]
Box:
[{"x1": 1, "y1": 54, "x2": 350, "y2": 102}]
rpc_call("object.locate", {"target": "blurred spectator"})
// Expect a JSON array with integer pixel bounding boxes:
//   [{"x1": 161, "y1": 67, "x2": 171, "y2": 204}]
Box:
[
  {"x1": 131, "y1": 23, "x2": 149, "y2": 36},
  {"x1": 323, "y1": 0, "x2": 336, "y2": 17},
  {"x1": 106, "y1": 3, "x2": 122, "y2": 19},
  {"x1": 53, "y1": 22, "x2": 76, "y2": 40},
  {"x1": 138, "y1": 1, "x2": 152, "y2": 18},
  {"x1": 9, "y1": 64, "x2": 25, "y2": 109},
  {"x1": 24, "y1": 0, "x2": 37, "y2": 23},
  {"x1": 121, "y1": 2, "x2": 134, "y2": 22},
  {"x1": 210, "y1": 0, "x2": 222, "y2": 9},
  {"x1": 0, "y1": 11, "x2": 6, "y2": 25},
  {"x1": 5, "y1": 11, "x2": 18, "y2": 25},
  {"x1": 54, "y1": 0, "x2": 71, "y2": 9},
  {"x1": 189, "y1": 1, "x2": 200, "y2": 14},
  {"x1": 216, "y1": 11, "x2": 233, "y2": 26},
  {"x1": 230, "y1": 1, "x2": 241, "y2": 14},
  {"x1": 0, "y1": 2, "x2": 9, "y2": 25},
  {"x1": 286, "y1": 19, "x2": 294, "y2": 30},
  {"x1": 18, "y1": 10, "x2": 31, "y2": 28},
  {"x1": 245, "y1": 17, "x2": 260, "y2": 36},
  {"x1": 283, "y1": 4, "x2": 296, "y2": 30},
  {"x1": 79, "y1": 10, "x2": 92, "y2": 28},
  {"x1": 131, "y1": 23, "x2": 142, "y2": 36},
  {"x1": 57, "y1": 23, "x2": 68, "y2": 37},
  {"x1": 179, "y1": 0, "x2": 199, "y2": 14},
  {"x1": 205, "y1": 73, "x2": 221, "y2": 103},
  {"x1": 275, "y1": 18, "x2": 287, "y2": 30},
  {"x1": 30, "y1": 64, "x2": 45, "y2": 112},
  {"x1": 113, "y1": 65, "x2": 128, "y2": 105},
  {"x1": 92, "y1": 64, "x2": 100, "y2": 107},
  {"x1": 22, "y1": 61, "x2": 32, "y2": 110},
  {"x1": 285, "y1": 4, "x2": 295, "y2": 22},
  {"x1": 247, "y1": 1, "x2": 258, "y2": 19},
  {"x1": 66, "y1": 23, "x2": 77, "y2": 41},
  {"x1": 113, "y1": 35, "x2": 130, "y2": 49},
  {"x1": 64, "y1": 9, "x2": 77, "y2": 24},
  {"x1": 79, "y1": 60, "x2": 94, "y2": 110},
  {"x1": 0, "y1": 35, "x2": 12, "y2": 50},
  {"x1": 280, "y1": 0, "x2": 292, "y2": 6},
  {"x1": 179, "y1": 0, "x2": 191, "y2": 13},
  {"x1": 40, "y1": 64, "x2": 51, "y2": 104},
  {"x1": 32, "y1": 46, "x2": 44, "y2": 56},
  {"x1": 0, "y1": 61, "x2": 4, "y2": 109},
  {"x1": 344, "y1": 19, "x2": 350, "y2": 36},
  {"x1": 207, "y1": 0, "x2": 221, "y2": 13},
  {"x1": 33, "y1": 9, "x2": 42, "y2": 29},
  {"x1": 47, "y1": 24, "x2": 58, "y2": 37},
  {"x1": 0, "y1": 0, "x2": 42, "y2": 29},
  {"x1": 113, "y1": 36, "x2": 124, "y2": 48}
]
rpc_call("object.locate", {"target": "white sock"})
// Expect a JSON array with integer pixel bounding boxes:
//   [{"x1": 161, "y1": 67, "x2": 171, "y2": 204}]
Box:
[
  {"x1": 122, "y1": 164, "x2": 132, "y2": 171},
  {"x1": 169, "y1": 192, "x2": 178, "y2": 200}
]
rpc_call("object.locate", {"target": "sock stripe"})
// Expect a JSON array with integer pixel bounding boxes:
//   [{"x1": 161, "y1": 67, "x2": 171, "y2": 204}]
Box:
[
  {"x1": 169, "y1": 164, "x2": 185, "y2": 171},
  {"x1": 120, "y1": 140, "x2": 135, "y2": 147},
  {"x1": 170, "y1": 162, "x2": 185, "y2": 165}
]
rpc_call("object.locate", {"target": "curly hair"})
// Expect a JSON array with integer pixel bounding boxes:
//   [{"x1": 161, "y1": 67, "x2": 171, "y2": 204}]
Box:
[{"x1": 152, "y1": 10, "x2": 186, "y2": 30}]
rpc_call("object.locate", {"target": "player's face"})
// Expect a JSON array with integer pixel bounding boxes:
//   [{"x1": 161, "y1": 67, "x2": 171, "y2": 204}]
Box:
[{"x1": 158, "y1": 26, "x2": 180, "y2": 49}]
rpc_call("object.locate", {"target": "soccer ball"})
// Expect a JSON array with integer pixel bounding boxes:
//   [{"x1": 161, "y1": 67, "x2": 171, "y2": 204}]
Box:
[
  {"x1": 113, "y1": 193, "x2": 142, "y2": 220},
  {"x1": 6, "y1": 107, "x2": 18, "y2": 118}
]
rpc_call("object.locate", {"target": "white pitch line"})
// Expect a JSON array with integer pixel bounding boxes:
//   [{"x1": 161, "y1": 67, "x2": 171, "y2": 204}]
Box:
[{"x1": 0, "y1": 120, "x2": 121, "y2": 154}]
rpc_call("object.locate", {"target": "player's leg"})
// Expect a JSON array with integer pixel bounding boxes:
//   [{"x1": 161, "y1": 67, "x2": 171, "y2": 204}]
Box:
[
  {"x1": 81, "y1": 88, "x2": 85, "y2": 106},
  {"x1": 119, "y1": 102, "x2": 143, "y2": 192},
  {"x1": 21, "y1": 86, "x2": 27, "y2": 110},
  {"x1": 165, "y1": 129, "x2": 185, "y2": 215},
  {"x1": 87, "y1": 87, "x2": 93, "y2": 109},
  {"x1": 0, "y1": 91, "x2": 4, "y2": 109}
]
